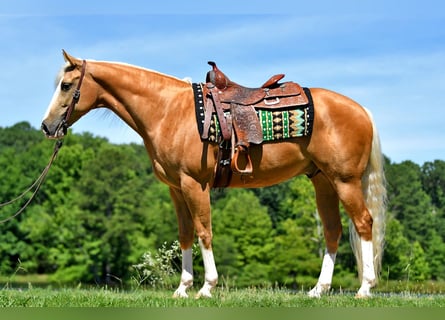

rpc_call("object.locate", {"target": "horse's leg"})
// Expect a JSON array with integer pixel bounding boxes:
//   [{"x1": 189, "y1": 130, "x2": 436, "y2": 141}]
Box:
[
  {"x1": 173, "y1": 177, "x2": 218, "y2": 298},
  {"x1": 170, "y1": 187, "x2": 195, "y2": 298},
  {"x1": 196, "y1": 236, "x2": 218, "y2": 298},
  {"x1": 334, "y1": 179, "x2": 375, "y2": 297},
  {"x1": 308, "y1": 173, "x2": 342, "y2": 298}
]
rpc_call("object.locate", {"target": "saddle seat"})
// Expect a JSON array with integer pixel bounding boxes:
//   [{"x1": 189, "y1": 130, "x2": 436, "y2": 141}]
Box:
[
  {"x1": 202, "y1": 61, "x2": 309, "y2": 186},
  {"x1": 206, "y1": 61, "x2": 286, "y2": 106},
  {"x1": 205, "y1": 61, "x2": 307, "y2": 107}
]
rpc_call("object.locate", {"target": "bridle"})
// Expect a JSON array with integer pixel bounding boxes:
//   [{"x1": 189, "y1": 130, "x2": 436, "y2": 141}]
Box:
[
  {"x1": 0, "y1": 60, "x2": 87, "y2": 224},
  {"x1": 59, "y1": 59, "x2": 87, "y2": 135}
]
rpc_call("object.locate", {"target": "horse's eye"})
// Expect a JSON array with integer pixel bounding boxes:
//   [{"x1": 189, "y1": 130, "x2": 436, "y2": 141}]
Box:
[{"x1": 61, "y1": 82, "x2": 72, "y2": 92}]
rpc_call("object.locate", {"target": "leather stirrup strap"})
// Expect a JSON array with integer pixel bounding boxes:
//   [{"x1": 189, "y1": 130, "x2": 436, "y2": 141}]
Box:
[
  {"x1": 208, "y1": 86, "x2": 231, "y2": 141},
  {"x1": 201, "y1": 96, "x2": 215, "y2": 139},
  {"x1": 213, "y1": 142, "x2": 232, "y2": 188}
]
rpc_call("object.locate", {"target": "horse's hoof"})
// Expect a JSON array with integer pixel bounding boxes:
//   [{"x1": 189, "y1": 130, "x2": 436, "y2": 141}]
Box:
[
  {"x1": 195, "y1": 288, "x2": 212, "y2": 299},
  {"x1": 355, "y1": 290, "x2": 372, "y2": 299},
  {"x1": 173, "y1": 289, "x2": 189, "y2": 298},
  {"x1": 308, "y1": 283, "x2": 330, "y2": 298},
  {"x1": 355, "y1": 285, "x2": 373, "y2": 298},
  {"x1": 307, "y1": 288, "x2": 321, "y2": 298}
]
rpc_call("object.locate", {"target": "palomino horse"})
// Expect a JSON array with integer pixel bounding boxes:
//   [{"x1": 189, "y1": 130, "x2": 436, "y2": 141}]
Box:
[{"x1": 42, "y1": 51, "x2": 386, "y2": 298}]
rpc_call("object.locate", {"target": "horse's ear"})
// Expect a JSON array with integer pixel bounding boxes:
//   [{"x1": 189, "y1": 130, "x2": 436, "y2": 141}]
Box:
[{"x1": 62, "y1": 49, "x2": 78, "y2": 66}]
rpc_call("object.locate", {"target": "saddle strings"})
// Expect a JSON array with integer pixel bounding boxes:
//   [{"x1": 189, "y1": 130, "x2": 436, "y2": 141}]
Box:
[{"x1": 0, "y1": 140, "x2": 63, "y2": 224}]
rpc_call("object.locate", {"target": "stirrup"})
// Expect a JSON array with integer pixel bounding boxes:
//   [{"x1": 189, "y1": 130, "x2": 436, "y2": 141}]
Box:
[{"x1": 231, "y1": 145, "x2": 253, "y2": 175}]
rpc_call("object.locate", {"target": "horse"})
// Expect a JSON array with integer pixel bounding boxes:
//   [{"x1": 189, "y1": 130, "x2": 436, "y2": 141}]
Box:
[{"x1": 41, "y1": 50, "x2": 386, "y2": 298}]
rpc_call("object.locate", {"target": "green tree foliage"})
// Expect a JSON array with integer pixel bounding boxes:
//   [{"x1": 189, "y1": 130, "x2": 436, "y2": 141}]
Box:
[
  {"x1": 0, "y1": 123, "x2": 54, "y2": 274},
  {"x1": 422, "y1": 161, "x2": 445, "y2": 242},
  {"x1": 422, "y1": 160, "x2": 445, "y2": 209},
  {"x1": 384, "y1": 159, "x2": 445, "y2": 279},
  {"x1": 251, "y1": 180, "x2": 293, "y2": 228},
  {"x1": 385, "y1": 160, "x2": 435, "y2": 244},
  {"x1": 382, "y1": 218, "x2": 411, "y2": 280},
  {"x1": 1, "y1": 122, "x2": 445, "y2": 287},
  {"x1": 212, "y1": 189, "x2": 275, "y2": 287},
  {"x1": 271, "y1": 218, "x2": 320, "y2": 288},
  {"x1": 280, "y1": 176, "x2": 323, "y2": 256},
  {"x1": 425, "y1": 231, "x2": 445, "y2": 280}
]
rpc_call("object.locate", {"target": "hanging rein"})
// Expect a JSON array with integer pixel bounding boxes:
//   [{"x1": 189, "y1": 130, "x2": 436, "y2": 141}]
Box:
[{"x1": 0, "y1": 60, "x2": 86, "y2": 224}]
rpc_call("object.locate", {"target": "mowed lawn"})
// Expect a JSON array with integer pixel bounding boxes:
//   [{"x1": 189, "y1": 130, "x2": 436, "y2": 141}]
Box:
[{"x1": 1, "y1": 287, "x2": 445, "y2": 307}]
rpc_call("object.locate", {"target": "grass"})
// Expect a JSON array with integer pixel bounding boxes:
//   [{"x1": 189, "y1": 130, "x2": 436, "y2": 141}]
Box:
[
  {"x1": 1, "y1": 286, "x2": 445, "y2": 307},
  {"x1": 2, "y1": 272, "x2": 445, "y2": 307},
  {"x1": 2, "y1": 286, "x2": 445, "y2": 320}
]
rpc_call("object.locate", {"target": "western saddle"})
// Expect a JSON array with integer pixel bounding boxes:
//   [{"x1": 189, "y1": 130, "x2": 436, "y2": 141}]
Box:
[{"x1": 202, "y1": 61, "x2": 309, "y2": 187}]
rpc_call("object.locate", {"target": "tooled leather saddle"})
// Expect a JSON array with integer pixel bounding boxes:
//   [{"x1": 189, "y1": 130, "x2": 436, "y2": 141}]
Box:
[{"x1": 199, "y1": 61, "x2": 310, "y2": 187}]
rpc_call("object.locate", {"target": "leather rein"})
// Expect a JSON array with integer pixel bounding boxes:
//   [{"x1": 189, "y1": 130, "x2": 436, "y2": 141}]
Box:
[{"x1": 0, "y1": 60, "x2": 87, "y2": 224}]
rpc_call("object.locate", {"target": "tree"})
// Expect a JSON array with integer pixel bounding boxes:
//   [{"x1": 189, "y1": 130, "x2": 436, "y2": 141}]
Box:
[
  {"x1": 422, "y1": 160, "x2": 445, "y2": 209},
  {"x1": 18, "y1": 135, "x2": 99, "y2": 279},
  {"x1": 0, "y1": 125, "x2": 53, "y2": 274},
  {"x1": 383, "y1": 218, "x2": 412, "y2": 280},
  {"x1": 383, "y1": 217, "x2": 431, "y2": 281},
  {"x1": 3, "y1": 122, "x2": 445, "y2": 287},
  {"x1": 212, "y1": 189, "x2": 275, "y2": 287},
  {"x1": 72, "y1": 144, "x2": 158, "y2": 283},
  {"x1": 421, "y1": 160, "x2": 445, "y2": 245},
  {"x1": 251, "y1": 180, "x2": 293, "y2": 228},
  {"x1": 385, "y1": 160, "x2": 435, "y2": 245},
  {"x1": 271, "y1": 218, "x2": 320, "y2": 288},
  {"x1": 407, "y1": 241, "x2": 431, "y2": 281},
  {"x1": 280, "y1": 176, "x2": 323, "y2": 257},
  {"x1": 424, "y1": 231, "x2": 445, "y2": 280}
]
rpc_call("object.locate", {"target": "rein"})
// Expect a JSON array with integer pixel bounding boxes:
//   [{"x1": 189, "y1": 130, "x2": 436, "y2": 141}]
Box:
[
  {"x1": 0, "y1": 140, "x2": 63, "y2": 224},
  {"x1": 0, "y1": 60, "x2": 87, "y2": 224}
]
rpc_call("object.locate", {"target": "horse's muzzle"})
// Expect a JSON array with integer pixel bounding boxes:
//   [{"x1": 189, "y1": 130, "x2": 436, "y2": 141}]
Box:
[{"x1": 41, "y1": 120, "x2": 66, "y2": 139}]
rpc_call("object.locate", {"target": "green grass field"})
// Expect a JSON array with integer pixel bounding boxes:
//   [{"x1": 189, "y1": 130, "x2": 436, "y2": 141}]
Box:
[
  {"x1": 2, "y1": 272, "x2": 445, "y2": 308},
  {"x1": 2, "y1": 286, "x2": 445, "y2": 320},
  {"x1": 1, "y1": 287, "x2": 445, "y2": 307}
]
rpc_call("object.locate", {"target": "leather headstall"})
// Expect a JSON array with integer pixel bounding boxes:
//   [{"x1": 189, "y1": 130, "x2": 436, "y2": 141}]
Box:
[{"x1": 60, "y1": 60, "x2": 87, "y2": 134}]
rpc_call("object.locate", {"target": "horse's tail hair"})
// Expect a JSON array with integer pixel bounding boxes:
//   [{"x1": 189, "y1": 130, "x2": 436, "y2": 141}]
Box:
[{"x1": 350, "y1": 108, "x2": 387, "y2": 282}]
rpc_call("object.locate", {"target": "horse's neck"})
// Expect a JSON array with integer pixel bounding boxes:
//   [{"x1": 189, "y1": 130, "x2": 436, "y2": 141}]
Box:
[{"x1": 93, "y1": 61, "x2": 191, "y2": 139}]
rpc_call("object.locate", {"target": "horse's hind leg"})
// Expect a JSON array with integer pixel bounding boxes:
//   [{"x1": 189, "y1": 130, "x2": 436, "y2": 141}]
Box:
[
  {"x1": 308, "y1": 173, "x2": 342, "y2": 298},
  {"x1": 334, "y1": 179, "x2": 375, "y2": 298}
]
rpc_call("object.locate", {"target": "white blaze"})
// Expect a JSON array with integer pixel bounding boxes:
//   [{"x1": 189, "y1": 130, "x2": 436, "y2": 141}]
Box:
[{"x1": 42, "y1": 78, "x2": 63, "y2": 121}]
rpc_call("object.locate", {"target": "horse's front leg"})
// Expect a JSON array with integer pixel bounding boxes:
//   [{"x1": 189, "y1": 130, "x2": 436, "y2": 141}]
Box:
[
  {"x1": 174, "y1": 247, "x2": 193, "y2": 298},
  {"x1": 170, "y1": 187, "x2": 195, "y2": 298},
  {"x1": 182, "y1": 178, "x2": 218, "y2": 298},
  {"x1": 196, "y1": 237, "x2": 218, "y2": 298},
  {"x1": 169, "y1": 180, "x2": 218, "y2": 298}
]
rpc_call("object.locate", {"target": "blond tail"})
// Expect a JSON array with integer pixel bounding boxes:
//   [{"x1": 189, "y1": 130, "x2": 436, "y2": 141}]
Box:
[{"x1": 350, "y1": 108, "x2": 387, "y2": 282}]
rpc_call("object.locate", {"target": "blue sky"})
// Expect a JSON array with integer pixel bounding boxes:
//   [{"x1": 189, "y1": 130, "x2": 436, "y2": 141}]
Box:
[{"x1": 0, "y1": 0, "x2": 444, "y2": 165}]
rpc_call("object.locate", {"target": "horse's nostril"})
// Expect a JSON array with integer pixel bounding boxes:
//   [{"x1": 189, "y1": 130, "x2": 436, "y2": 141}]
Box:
[{"x1": 41, "y1": 122, "x2": 50, "y2": 135}]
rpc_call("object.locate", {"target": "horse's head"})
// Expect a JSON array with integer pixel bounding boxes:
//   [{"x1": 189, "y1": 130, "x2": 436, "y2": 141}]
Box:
[{"x1": 41, "y1": 50, "x2": 97, "y2": 139}]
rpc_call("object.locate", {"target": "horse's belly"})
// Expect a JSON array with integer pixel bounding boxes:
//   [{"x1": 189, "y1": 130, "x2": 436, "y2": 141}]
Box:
[{"x1": 228, "y1": 141, "x2": 311, "y2": 188}]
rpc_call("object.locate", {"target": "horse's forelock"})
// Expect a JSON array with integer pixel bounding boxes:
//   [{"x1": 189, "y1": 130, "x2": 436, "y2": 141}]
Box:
[
  {"x1": 54, "y1": 64, "x2": 67, "y2": 88},
  {"x1": 54, "y1": 62, "x2": 71, "y2": 88}
]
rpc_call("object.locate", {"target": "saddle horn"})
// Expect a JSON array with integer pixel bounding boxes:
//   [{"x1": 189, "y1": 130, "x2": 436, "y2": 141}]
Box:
[{"x1": 206, "y1": 61, "x2": 230, "y2": 90}]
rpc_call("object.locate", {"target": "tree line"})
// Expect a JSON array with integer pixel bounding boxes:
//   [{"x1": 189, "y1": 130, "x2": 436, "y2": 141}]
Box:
[{"x1": 1, "y1": 121, "x2": 445, "y2": 287}]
